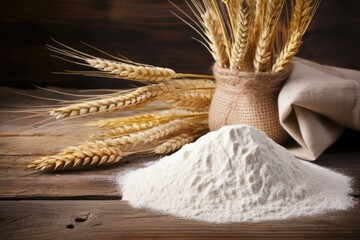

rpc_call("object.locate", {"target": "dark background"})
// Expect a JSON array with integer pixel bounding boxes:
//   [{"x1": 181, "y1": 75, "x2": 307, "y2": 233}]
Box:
[
  {"x1": 0, "y1": 0, "x2": 359, "y2": 88},
  {"x1": 0, "y1": 0, "x2": 359, "y2": 146}
]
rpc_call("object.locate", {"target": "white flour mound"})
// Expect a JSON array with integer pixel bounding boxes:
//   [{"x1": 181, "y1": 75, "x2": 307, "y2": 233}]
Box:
[{"x1": 117, "y1": 125, "x2": 355, "y2": 223}]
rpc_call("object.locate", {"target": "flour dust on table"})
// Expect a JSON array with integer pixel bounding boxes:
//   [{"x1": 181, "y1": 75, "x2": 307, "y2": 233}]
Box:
[{"x1": 116, "y1": 125, "x2": 355, "y2": 223}]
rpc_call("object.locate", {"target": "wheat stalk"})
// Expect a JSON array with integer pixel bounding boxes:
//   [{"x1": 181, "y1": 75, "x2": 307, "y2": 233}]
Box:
[
  {"x1": 60, "y1": 119, "x2": 191, "y2": 155},
  {"x1": 165, "y1": 89, "x2": 213, "y2": 111},
  {"x1": 90, "y1": 113, "x2": 158, "y2": 128},
  {"x1": 48, "y1": 41, "x2": 214, "y2": 81},
  {"x1": 165, "y1": 89, "x2": 214, "y2": 101},
  {"x1": 169, "y1": 79, "x2": 215, "y2": 89},
  {"x1": 168, "y1": 100, "x2": 211, "y2": 111},
  {"x1": 202, "y1": 9, "x2": 228, "y2": 67},
  {"x1": 49, "y1": 84, "x2": 174, "y2": 119},
  {"x1": 90, "y1": 109, "x2": 206, "y2": 129},
  {"x1": 28, "y1": 119, "x2": 193, "y2": 171},
  {"x1": 154, "y1": 123, "x2": 208, "y2": 154},
  {"x1": 93, "y1": 120, "x2": 166, "y2": 139},
  {"x1": 230, "y1": 0, "x2": 251, "y2": 70},
  {"x1": 253, "y1": 0, "x2": 285, "y2": 72},
  {"x1": 222, "y1": 0, "x2": 238, "y2": 40},
  {"x1": 86, "y1": 58, "x2": 177, "y2": 81},
  {"x1": 272, "y1": 0, "x2": 319, "y2": 72},
  {"x1": 210, "y1": 0, "x2": 231, "y2": 59},
  {"x1": 28, "y1": 146, "x2": 129, "y2": 171},
  {"x1": 154, "y1": 133, "x2": 196, "y2": 154}
]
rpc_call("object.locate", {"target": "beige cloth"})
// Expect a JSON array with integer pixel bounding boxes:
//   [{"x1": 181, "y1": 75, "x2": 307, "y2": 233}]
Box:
[{"x1": 279, "y1": 58, "x2": 360, "y2": 160}]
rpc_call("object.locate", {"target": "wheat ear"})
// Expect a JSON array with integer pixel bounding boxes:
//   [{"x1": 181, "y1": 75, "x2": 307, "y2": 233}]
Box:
[
  {"x1": 222, "y1": 0, "x2": 238, "y2": 40},
  {"x1": 50, "y1": 84, "x2": 174, "y2": 119},
  {"x1": 86, "y1": 58, "x2": 177, "y2": 81},
  {"x1": 90, "y1": 113, "x2": 158, "y2": 128},
  {"x1": 93, "y1": 120, "x2": 166, "y2": 139},
  {"x1": 28, "y1": 146, "x2": 129, "y2": 171},
  {"x1": 28, "y1": 119, "x2": 191, "y2": 171},
  {"x1": 202, "y1": 9, "x2": 228, "y2": 67},
  {"x1": 169, "y1": 79, "x2": 215, "y2": 89},
  {"x1": 230, "y1": 0, "x2": 251, "y2": 70},
  {"x1": 253, "y1": 0, "x2": 285, "y2": 72},
  {"x1": 272, "y1": 0, "x2": 320, "y2": 72},
  {"x1": 48, "y1": 42, "x2": 214, "y2": 81},
  {"x1": 154, "y1": 133, "x2": 196, "y2": 154},
  {"x1": 164, "y1": 89, "x2": 213, "y2": 111},
  {"x1": 90, "y1": 109, "x2": 206, "y2": 129},
  {"x1": 155, "y1": 124, "x2": 209, "y2": 154},
  {"x1": 60, "y1": 119, "x2": 190, "y2": 155}
]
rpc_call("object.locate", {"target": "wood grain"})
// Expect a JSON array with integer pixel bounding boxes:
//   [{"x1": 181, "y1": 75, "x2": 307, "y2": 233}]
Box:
[
  {"x1": 0, "y1": 200, "x2": 359, "y2": 240},
  {"x1": 0, "y1": 155, "x2": 160, "y2": 199}
]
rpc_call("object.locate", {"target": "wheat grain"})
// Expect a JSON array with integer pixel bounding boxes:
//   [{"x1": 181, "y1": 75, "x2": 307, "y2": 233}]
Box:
[
  {"x1": 230, "y1": 0, "x2": 251, "y2": 70},
  {"x1": 50, "y1": 84, "x2": 174, "y2": 119},
  {"x1": 272, "y1": 0, "x2": 319, "y2": 72},
  {"x1": 253, "y1": 0, "x2": 285, "y2": 72}
]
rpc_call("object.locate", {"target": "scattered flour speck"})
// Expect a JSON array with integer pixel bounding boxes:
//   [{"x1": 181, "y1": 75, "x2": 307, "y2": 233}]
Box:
[{"x1": 116, "y1": 125, "x2": 355, "y2": 223}]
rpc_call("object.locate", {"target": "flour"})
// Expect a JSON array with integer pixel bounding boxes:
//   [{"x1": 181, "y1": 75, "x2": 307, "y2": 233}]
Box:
[{"x1": 116, "y1": 125, "x2": 355, "y2": 223}]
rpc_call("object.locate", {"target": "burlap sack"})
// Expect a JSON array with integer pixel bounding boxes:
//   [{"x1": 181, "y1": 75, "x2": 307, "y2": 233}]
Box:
[{"x1": 209, "y1": 64, "x2": 293, "y2": 144}]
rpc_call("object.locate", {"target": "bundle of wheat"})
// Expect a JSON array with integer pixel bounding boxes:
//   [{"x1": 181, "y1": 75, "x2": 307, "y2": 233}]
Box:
[{"x1": 28, "y1": 0, "x2": 319, "y2": 171}]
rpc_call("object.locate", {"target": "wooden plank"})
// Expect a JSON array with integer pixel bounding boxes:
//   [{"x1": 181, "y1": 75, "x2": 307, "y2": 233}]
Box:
[
  {"x1": 0, "y1": 155, "x2": 161, "y2": 198},
  {"x1": 0, "y1": 135, "x2": 96, "y2": 155},
  {"x1": 0, "y1": 154, "x2": 359, "y2": 199},
  {"x1": 0, "y1": 200, "x2": 359, "y2": 239}
]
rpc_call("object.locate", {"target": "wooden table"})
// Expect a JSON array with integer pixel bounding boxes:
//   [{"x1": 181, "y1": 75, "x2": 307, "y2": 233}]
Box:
[{"x1": 0, "y1": 87, "x2": 359, "y2": 239}]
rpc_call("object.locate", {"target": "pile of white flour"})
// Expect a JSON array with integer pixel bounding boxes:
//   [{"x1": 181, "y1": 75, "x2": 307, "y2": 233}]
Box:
[{"x1": 116, "y1": 125, "x2": 354, "y2": 223}]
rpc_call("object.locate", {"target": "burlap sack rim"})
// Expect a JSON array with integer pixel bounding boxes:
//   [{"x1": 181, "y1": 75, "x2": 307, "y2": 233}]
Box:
[{"x1": 213, "y1": 64, "x2": 293, "y2": 95}]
